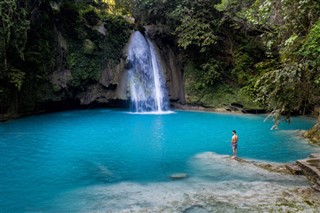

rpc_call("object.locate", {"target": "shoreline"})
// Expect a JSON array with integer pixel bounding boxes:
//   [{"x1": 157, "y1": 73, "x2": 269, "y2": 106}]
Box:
[
  {"x1": 1, "y1": 102, "x2": 318, "y2": 121},
  {"x1": 172, "y1": 102, "x2": 319, "y2": 118}
]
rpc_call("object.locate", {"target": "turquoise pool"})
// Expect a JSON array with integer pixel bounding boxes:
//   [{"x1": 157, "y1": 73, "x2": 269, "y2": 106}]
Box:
[{"x1": 1, "y1": 109, "x2": 319, "y2": 212}]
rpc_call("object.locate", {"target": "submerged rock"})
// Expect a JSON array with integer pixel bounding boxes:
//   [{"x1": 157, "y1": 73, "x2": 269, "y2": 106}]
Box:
[
  {"x1": 170, "y1": 173, "x2": 188, "y2": 180},
  {"x1": 183, "y1": 205, "x2": 209, "y2": 213}
]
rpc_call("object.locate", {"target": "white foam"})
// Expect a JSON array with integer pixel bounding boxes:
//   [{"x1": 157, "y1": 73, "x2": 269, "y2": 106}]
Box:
[{"x1": 127, "y1": 111, "x2": 175, "y2": 115}]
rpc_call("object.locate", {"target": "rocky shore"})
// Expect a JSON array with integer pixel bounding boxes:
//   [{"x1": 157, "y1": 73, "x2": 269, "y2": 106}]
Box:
[
  {"x1": 234, "y1": 154, "x2": 320, "y2": 192},
  {"x1": 81, "y1": 152, "x2": 320, "y2": 212},
  {"x1": 172, "y1": 102, "x2": 320, "y2": 145}
]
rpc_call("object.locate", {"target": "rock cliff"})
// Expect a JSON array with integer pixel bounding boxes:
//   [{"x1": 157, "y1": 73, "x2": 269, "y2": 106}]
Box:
[{"x1": 47, "y1": 26, "x2": 184, "y2": 114}]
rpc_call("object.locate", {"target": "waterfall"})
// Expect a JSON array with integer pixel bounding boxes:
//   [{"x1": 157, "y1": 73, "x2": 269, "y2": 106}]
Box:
[{"x1": 126, "y1": 31, "x2": 170, "y2": 113}]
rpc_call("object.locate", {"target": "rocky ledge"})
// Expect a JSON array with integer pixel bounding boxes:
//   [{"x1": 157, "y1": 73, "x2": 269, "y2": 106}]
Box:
[
  {"x1": 171, "y1": 103, "x2": 267, "y2": 114},
  {"x1": 295, "y1": 153, "x2": 320, "y2": 191},
  {"x1": 231, "y1": 154, "x2": 320, "y2": 192}
]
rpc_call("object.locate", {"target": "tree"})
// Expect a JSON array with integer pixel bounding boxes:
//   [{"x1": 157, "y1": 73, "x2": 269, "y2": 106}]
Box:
[
  {"x1": 0, "y1": 0, "x2": 30, "y2": 90},
  {"x1": 241, "y1": 0, "x2": 320, "y2": 135}
]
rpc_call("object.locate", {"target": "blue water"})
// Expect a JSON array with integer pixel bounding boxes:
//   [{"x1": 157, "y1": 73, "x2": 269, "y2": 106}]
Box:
[{"x1": 1, "y1": 109, "x2": 319, "y2": 212}]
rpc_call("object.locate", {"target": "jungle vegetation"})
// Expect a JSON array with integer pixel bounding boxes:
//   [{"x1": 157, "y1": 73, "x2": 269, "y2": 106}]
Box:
[{"x1": 0, "y1": 0, "x2": 319, "y2": 142}]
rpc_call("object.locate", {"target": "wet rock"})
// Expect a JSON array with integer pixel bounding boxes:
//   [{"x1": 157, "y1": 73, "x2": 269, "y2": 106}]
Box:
[
  {"x1": 296, "y1": 157, "x2": 320, "y2": 189},
  {"x1": 242, "y1": 108, "x2": 267, "y2": 114},
  {"x1": 183, "y1": 205, "x2": 209, "y2": 213},
  {"x1": 254, "y1": 163, "x2": 291, "y2": 174},
  {"x1": 170, "y1": 173, "x2": 188, "y2": 180},
  {"x1": 171, "y1": 103, "x2": 209, "y2": 111},
  {"x1": 229, "y1": 103, "x2": 243, "y2": 112},
  {"x1": 311, "y1": 184, "x2": 320, "y2": 192},
  {"x1": 93, "y1": 22, "x2": 106, "y2": 35},
  {"x1": 285, "y1": 164, "x2": 304, "y2": 175},
  {"x1": 233, "y1": 156, "x2": 250, "y2": 163},
  {"x1": 310, "y1": 153, "x2": 320, "y2": 158}
]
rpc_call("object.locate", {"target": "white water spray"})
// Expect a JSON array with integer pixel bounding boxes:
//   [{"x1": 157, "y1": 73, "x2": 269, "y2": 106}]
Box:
[{"x1": 126, "y1": 31, "x2": 169, "y2": 113}]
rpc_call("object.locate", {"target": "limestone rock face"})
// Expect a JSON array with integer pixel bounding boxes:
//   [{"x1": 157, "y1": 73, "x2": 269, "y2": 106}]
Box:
[
  {"x1": 161, "y1": 47, "x2": 185, "y2": 104},
  {"x1": 77, "y1": 84, "x2": 116, "y2": 105},
  {"x1": 48, "y1": 25, "x2": 185, "y2": 109},
  {"x1": 50, "y1": 69, "x2": 73, "y2": 90}
]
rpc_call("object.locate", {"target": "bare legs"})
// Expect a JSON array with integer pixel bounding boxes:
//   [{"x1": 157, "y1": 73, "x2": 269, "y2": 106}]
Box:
[{"x1": 232, "y1": 147, "x2": 237, "y2": 159}]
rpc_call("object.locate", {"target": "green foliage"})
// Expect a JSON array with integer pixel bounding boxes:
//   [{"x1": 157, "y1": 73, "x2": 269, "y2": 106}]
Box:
[
  {"x1": 0, "y1": 0, "x2": 132, "y2": 115},
  {"x1": 200, "y1": 59, "x2": 221, "y2": 85},
  {"x1": 0, "y1": 0, "x2": 30, "y2": 59},
  {"x1": 83, "y1": 39, "x2": 96, "y2": 54},
  {"x1": 214, "y1": 0, "x2": 237, "y2": 12},
  {"x1": 184, "y1": 62, "x2": 206, "y2": 93},
  {"x1": 183, "y1": 59, "x2": 260, "y2": 108},
  {"x1": 171, "y1": 0, "x2": 220, "y2": 52},
  {"x1": 299, "y1": 20, "x2": 320, "y2": 65},
  {"x1": 66, "y1": 40, "x2": 100, "y2": 89},
  {"x1": 197, "y1": 84, "x2": 235, "y2": 107},
  {"x1": 0, "y1": 0, "x2": 30, "y2": 87},
  {"x1": 63, "y1": 13, "x2": 130, "y2": 89},
  {"x1": 82, "y1": 6, "x2": 101, "y2": 26},
  {"x1": 184, "y1": 59, "x2": 222, "y2": 93},
  {"x1": 132, "y1": 0, "x2": 178, "y2": 25},
  {"x1": 175, "y1": 18, "x2": 218, "y2": 52},
  {"x1": 254, "y1": 62, "x2": 309, "y2": 118},
  {"x1": 304, "y1": 116, "x2": 320, "y2": 144},
  {"x1": 55, "y1": 2, "x2": 87, "y2": 39},
  {"x1": 238, "y1": 0, "x2": 320, "y2": 127},
  {"x1": 113, "y1": 0, "x2": 134, "y2": 16},
  {"x1": 7, "y1": 67, "x2": 25, "y2": 90},
  {"x1": 232, "y1": 52, "x2": 255, "y2": 85},
  {"x1": 103, "y1": 15, "x2": 132, "y2": 60},
  {"x1": 0, "y1": 0, "x2": 319, "y2": 131}
]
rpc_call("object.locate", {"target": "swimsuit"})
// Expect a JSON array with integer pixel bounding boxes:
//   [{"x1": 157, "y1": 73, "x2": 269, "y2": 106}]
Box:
[{"x1": 232, "y1": 143, "x2": 238, "y2": 149}]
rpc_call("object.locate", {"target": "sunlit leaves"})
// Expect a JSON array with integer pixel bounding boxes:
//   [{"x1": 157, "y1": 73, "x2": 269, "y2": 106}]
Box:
[
  {"x1": 175, "y1": 18, "x2": 218, "y2": 52},
  {"x1": 254, "y1": 63, "x2": 304, "y2": 112},
  {"x1": 170, "y1": 0, "x2": 220, "y2": 52},
  {"x1": 0, "y1": 0, "x2": 30, "y2": 61},
  {"x1": 299, "y1": 20, "x2": 320, "y2": 62},
  {"x1": 8, "y1": 67, "x2": 25, "y2": 90},
  {"x1": 0, "y1": 0, "x2": 30, "y2": 92},
  {"x1": 238, "y1": 0, "x2": 320, "y2": 121}
]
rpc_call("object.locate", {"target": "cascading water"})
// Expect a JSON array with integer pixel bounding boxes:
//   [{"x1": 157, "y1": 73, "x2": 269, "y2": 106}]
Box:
[{"x1": 126, "y1": 31, "x2": 169, "y2": 113}]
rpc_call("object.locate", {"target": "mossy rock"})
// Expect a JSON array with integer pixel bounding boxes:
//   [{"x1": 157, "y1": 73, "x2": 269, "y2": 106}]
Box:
[
  {"x1": 83, "y1": 39, "x2": 96, "y2": 54},
  {"x1": 304, "y1": 124, "x2": 320, "y2": 144}
]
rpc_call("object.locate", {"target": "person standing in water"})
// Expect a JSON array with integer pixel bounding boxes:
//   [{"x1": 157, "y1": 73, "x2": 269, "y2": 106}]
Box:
[{"x1": 231, "y1": 130, "x2": 238, "y2": 158}]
